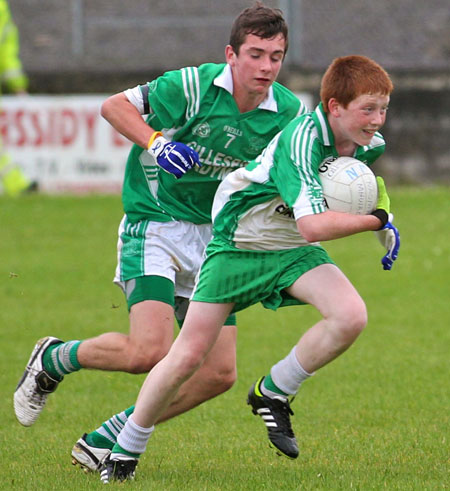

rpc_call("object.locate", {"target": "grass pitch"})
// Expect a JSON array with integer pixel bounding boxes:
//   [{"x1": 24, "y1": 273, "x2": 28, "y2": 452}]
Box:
[{"x1": 1, "y1": 188, "x2": 449, "y2": 490}]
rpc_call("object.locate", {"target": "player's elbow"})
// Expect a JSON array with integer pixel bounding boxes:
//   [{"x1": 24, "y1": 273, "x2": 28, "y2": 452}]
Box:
[
  {"x1": 300, "y1": 227, "x2": 321, "y2": 243},
  {"x1": 101, "y1": 92, "x2": 126, "y2": 122},
  {"x1": 297, "y1": 215, "x2": 323, "y2": 242},
  {"x1": 100, "y1": 97, "x2": 114, "y2": 121}
]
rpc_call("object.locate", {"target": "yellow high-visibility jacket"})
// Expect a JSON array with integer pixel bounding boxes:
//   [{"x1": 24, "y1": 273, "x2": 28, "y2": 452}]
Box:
[{"x1": 0, "y1": 0, "x2": 28, "y2": 94}]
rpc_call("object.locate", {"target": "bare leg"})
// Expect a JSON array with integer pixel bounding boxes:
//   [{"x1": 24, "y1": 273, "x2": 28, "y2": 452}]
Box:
[
  {"x1": 285, "y1": 264, "x2": 367, "y2": 373},
  {"x1": 157, "y1": 324, "x2": 237, "y2": 423},
  {"x1": 75, "y1": 300, "x2": 236, "y2": 434},
  {"x1": 132, "y1": 302, "x2": 234, "y2": 428},
  {"x1": 76, "y1": 300, "x2": 174, "y2": 373}
]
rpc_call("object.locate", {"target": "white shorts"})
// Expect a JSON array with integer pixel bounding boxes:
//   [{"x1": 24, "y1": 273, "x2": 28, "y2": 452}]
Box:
[{"x1": 114, "y1": 215, "x2": 212, "y2": 299}]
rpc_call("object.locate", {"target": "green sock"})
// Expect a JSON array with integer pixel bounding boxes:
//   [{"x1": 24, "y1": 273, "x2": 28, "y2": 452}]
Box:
[
  {"x1": 111, "y1": 443, "x2": 140, "y2": 459},
  {"x1": 262, "y1": 374, "x2": 289, "y2": 396},
  {"x1": 85, "y1": 432, "x2": 115, "y2": 450},
  {"x1": 86, "y1": 405, "x2": 135, "y2": 449},
  {"x1": 42, "y1": 340, "x2": 82, "y2": 380}
]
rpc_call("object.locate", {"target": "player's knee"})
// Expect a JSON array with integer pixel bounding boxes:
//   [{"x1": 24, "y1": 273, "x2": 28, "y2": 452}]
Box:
[
  {"x1": 217, "y1": 370, "x2": 237, "y2": 394},
  {"x1": 125, "y1": 344, "x2": 169, "y2": 374},
  {"x1": 334, "y1": 299, "x2": 367, "y2": 343},
  {"x1": 221, "y1": 365, "x2": 237, "y2": 392},
  {"x1": 207, "y1": 364, "x2": 237, "y2": 395},
  {"x1": 171, "y1": 349, "x2": 205, "y2": 380},
  {"x1": 194, "y1": 354, "x2": 237, "y2": 397}
]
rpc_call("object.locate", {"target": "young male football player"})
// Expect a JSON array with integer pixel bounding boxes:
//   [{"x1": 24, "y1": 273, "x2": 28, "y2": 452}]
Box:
[
  {"x1": 14, "y1": 2, "x2": 306, "y2": 471},
  {"x1": 98, "y1": 55, "x2": 400, "y2": 483}
]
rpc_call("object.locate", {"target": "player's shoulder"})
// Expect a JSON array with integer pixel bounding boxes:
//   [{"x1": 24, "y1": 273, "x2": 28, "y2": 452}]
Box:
[
  {"x1": 152, "y1": 63, "x2": 224, "y2": 97},
  {"x1": 362, "y1": 131, "x2": 386, "y2": 163},
  {"x1": 276, "y1": 111, "x2": 318, "y2": 151},
  {"x1": 272, "y1": 81, "x2": 307, "y2": 116},
  {"x1": 157, "y1": 62, "x2": 223, "y2": 81},
  {"x1": 174, "y1": 63, "x2": 227, "y2": 92},
  {"x1": 369, "y1": 131, "x2": 386, "y2": 148},
  {"x1": 177, "y1": 62, "x2": 226, "y2": 85},
  {"x1": 284, "y1": 110, "x2": 316, "y2": 134},
  {"x1": 272, "y1": 81, "x2": 296, "y2": 98},
  {"x1": 197, "y1": 62, "x2": 227, "y2": 76}
]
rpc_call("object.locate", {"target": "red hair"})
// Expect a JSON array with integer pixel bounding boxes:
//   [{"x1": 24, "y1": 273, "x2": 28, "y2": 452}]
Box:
[{"x1": 320, "y1": 55, "x2": 394, "y2": 112}]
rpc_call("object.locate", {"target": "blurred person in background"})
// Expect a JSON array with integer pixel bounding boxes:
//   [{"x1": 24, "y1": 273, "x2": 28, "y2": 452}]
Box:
[{"x1": 0, "y1": 0, "x2": 36, "y2": 196}]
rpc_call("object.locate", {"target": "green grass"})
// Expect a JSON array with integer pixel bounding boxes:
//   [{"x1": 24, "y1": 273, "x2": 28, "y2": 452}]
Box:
[{"x1": 1, "y1": 188, "x2": 449, "y2": 490}]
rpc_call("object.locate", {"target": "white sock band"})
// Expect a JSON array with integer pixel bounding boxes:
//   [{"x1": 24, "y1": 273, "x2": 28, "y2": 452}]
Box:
[
  {"x1": 97, "y1": 408, "x2": 131, "y2": 442},
  {"x1": 270, "y1": 346, "x2": 313, "y2": 395},
  {"x1": 117, "y1": 415, "x2": 154, "y2": 454}
]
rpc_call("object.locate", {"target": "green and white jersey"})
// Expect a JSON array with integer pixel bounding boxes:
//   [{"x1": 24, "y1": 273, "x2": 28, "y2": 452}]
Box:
[
  {"x1": 121, "y1": 63, "x2": 305, "y2": 224},
  {"x1": 212, "y1": 103, "x2": 386, "y2": 251}
]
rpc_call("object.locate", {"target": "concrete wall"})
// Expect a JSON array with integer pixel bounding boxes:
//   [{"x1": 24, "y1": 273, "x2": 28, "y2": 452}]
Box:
[{"x1": 8, "y1": 0, "x2": 450, "y2": 184}]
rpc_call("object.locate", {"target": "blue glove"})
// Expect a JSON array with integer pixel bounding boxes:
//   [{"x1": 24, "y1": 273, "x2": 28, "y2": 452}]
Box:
[
  {"x1": 148, "y1": 132, "x2": 200, "y2": 179},
  {"x1": 375, "y1": 214, "x2": 400, "y2": 270}
]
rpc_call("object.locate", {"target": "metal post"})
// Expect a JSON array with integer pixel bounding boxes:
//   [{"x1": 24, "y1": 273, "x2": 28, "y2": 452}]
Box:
[{"x1": 71, "y1": 0, "x2": 84, "y2": 56}]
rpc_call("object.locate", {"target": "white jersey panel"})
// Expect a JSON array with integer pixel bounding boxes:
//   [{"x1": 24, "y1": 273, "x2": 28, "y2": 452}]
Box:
[
  {"x1": 233, "y1": 196, "x2": 314, "y2": 250},
  {"x1": 211, "y1": 134, "x2": 279, "y2": 223},
  {"x1": 213, "y1": 132, "x2": 317, "y2": 251}
]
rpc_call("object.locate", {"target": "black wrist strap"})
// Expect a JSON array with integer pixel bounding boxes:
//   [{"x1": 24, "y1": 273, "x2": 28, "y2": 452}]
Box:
[{"x1": 371, "y1": 209, "x2": 388, "y2": 229}]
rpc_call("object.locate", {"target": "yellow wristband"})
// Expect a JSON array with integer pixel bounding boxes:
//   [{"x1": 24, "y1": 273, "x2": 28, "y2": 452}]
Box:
[{"x1": 147, "y1": 131, "x2": 163, "y2": 149}]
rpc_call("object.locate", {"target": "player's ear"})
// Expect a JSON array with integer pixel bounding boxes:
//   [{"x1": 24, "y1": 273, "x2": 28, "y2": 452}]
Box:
[
  {"x1": 225, "y1": 45, "x2": 236, "y2": 65},
  {"x1": 328, "y1": 98, "x2": 341, "y2": 117}
]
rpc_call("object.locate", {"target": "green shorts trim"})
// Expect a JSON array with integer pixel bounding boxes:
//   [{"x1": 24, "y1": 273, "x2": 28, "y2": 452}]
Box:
[
  {"x1": 124, "y1": 275, "x2": 175, "y2": 310},
  {"x1": 192, "y1": 239, "x2": 335, "y2": 313},
  {"x1": 124, "y1": 274, "x2": 236, "y2": 326},
  {"x1": 223, "y1": 313, "x2": 237, "y2": 326}
]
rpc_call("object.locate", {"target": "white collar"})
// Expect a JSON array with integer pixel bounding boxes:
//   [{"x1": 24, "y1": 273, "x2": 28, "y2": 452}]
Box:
[{"x1": 213, "y1": 64, "x2": 278, "y2": 112}]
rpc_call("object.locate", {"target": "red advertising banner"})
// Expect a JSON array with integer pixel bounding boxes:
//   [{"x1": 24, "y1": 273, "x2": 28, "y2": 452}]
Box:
[{"x1": 1, "y1": 95, "x2": 132, "y2": 193}]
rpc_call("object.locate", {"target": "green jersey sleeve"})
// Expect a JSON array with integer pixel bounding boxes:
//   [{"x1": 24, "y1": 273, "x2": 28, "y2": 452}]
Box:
[
  {"x1": 142, "y1": 66, "x2": 202, "y2": 132},
  {"x1": 270, "y1": 116, "x2": 326, "y2": 219}
]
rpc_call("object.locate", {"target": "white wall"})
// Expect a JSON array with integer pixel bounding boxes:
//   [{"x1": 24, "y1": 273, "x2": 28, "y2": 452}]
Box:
[
  {"x1": 1, "y1": 95, "x2": 132, "y2": 193},
  {"x1": 1, "y1": 93, "x2": 313, "y2": 193}
]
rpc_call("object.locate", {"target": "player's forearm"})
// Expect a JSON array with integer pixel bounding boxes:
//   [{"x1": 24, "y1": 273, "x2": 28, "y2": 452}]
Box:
[
  {"x1": 101, "y1": 92, "x2": 154, "y2": 149},
  {"x1": 297, "y1": 210, "x2": 382, "y2": 242}
]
